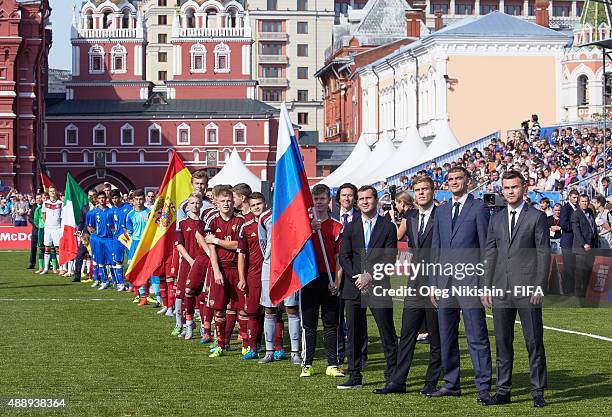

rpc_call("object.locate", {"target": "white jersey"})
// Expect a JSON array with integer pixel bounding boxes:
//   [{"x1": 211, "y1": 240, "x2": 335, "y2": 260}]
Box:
[{"x1": 42, "y1": 199, "x2": 63, "y2": 228}]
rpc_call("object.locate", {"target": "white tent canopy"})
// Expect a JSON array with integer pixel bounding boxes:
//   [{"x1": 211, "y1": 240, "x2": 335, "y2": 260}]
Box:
[
  {"x1": 348, "y1": 135, "x2": 397, "y2": 187},
  {"x1": 416, "y1": 119, "x2": 461, "y2": 165},
  {"x1": 318, "y1": 136, "x2": 372, "y2": 188},
  {"x1": 376, "y1": 126, "x2": 427, "y2": 181},
  {"x1": 208, "y1": 148, "x2": 262, "y2": 191}
]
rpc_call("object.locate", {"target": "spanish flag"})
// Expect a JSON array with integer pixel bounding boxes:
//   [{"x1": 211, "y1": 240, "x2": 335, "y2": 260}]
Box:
[
  {"x1": 40, "y1": 171, "x2": 54, "y2": 193},
  {"x1": 126, "y1": 151, "x2": 192, "y2": 287}
]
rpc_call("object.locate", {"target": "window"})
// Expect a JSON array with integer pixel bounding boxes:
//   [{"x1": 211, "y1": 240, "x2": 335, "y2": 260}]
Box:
[
  {"x1": 214, "y1": 42, "x2": 230, "y2": 73},
  {"x1": 177, "y1": 123, "x2": 190, "y2": 144},
  {"x1": 185, "y1": 8, "x2": 196, "y2": 28},
  {"x1": 205, "y1": 123, "x2": 218, "y2": 144},
  {"x1": 480, "y1": 3, "x2": 498, "y2": 14},
  {"x1": 504, "y1": 3, "x2": 522, "y2": 15},
  {"x1": 121, "y1": 123, "x2": 134, "y2": 145},
  {"x1": 158, "y1": 15, "x2": 167, "y2": 25},
  {"x1": 262, "y1": 65, "x2": 282, "y2": 77},
  {"x1": 121, "y1": 9, "x2": 131, "y2": 29},
  {"x1": 297, "y1": 90, "x2": 308, "y2": 101},
  {"x1": 111, "y1": 44, "x2": 127, "y2": 73},
  {"x1": 261, "y1": 88, "x2": 283, "y2": 101},
  {"x1": 577, "y1": 2, "x2": 584, "y2": 16},
  {"x1": 297, "y1": 112, "x2": 308, "y2": 124},
  {"x1": 158, "y1": 33, "x2": 167, "y2": 43},
  {"x1": 297, "y1": 67, "x2": 308, "y2": 79},
  {"x1": 297, "y1": 0, "x2": 308, "y2": 10},
  {"x1": 261, "y1": 43, "x2": 282, "y2": 55},
  {"x1": 297, "y1": 21, "x2": 308, "y2": 34},
  {"x1": 297, "y1": 44, "x2": 308, "y2": 57},
  {"x1": 65, "y1": 124, "x2": 78, "y2": 146},
  {"x1": 190, "y1": 43, "x2": 206, "y2": 73},
  {"x1": 261, "y1": 20, "x2": 282, "y2": 32},
  {"x1": 578, "y1": 75, "x2": 589, "y2": 105},
  {"x1": 93, "y1": 124, "x2": 106, "y2": 145},
  {"x1": 553, "y1": 2, "x2": 571, "y2": 16},
  {"x1": 205, "y1": 9, "x2": 217, "y2": 28},
  {"x1": 158, "y1": 71, "x2": 167, "y2": 81},
  {"x1": 267, "y1": 0, "x2": 277, "y2": 10},
  {"x1": 88, "y1": 45, "x2": 104, "y2": 74},
  {"x1": 430, "y1": 2, "x2": 449, "y2": 13},
  {"x1": 455, "y1": 2, "x2": 474, "y2": 14},
  {"x1": 233, "y1": 122, "x2": 247, "y2": 144},
  {"x1": 149, "y1": 124, "x2": 162, "y2": 145},
  {"x1": 158, "y1": 52, "x2": 167, "y2": 62},
  {"x1": 158, "y1": 0, "x2": 167, "y2": 6},
  {"x1": 528, "y1": 1, "x2": 535, "y2": 15}
]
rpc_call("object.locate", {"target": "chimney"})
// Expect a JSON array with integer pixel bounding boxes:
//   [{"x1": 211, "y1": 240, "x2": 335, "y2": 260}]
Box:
[
  {"x1": 405, "y1": 6, "x2": 426, "y2": 38},
  {"x1": 434, "y1": 11, "x2": 443, "y2": 31},
  {"x1": 535, "y1": 0, "x2": 550, "y2": 28}
]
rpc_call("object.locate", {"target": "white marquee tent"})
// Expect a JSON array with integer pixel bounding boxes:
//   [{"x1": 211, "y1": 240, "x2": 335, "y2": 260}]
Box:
[
  {"x1": 376, "y1": 126, "x2": 427, "y2": 181},
  {"x1": 416, "y1": 119, "x2": 461, "y2": 165},
  {"x1": 347, "y1": 135, "x2": 397, "y2": 187},
  {"x1": 318, "y1": 136, "x2": 372, "y2": 188},
  {"x1": 208, "y1": 148, "x2": 262, "y2": 191}
]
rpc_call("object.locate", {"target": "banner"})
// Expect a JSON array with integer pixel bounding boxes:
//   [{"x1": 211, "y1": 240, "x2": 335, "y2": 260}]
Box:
[
  {"x1": 0, "y1": 226, "x2": 32, "y2": 250},
  {"x1": 586, "y1": 256, "x2": 612, "y2": 302}
]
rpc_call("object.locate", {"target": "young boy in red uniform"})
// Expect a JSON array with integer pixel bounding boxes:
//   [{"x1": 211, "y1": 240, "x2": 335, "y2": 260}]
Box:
[
  {"x1": 205, "y1": 187, "x2": 245, "y2": 358},
  {"x1": 237, "y1": 192, "x2": 267, "y2": 359}
]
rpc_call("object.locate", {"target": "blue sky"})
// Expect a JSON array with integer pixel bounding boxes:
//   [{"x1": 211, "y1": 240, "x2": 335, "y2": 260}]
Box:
[{"x1": 49, "y1": 0, "x2": 74, "y2": 70}]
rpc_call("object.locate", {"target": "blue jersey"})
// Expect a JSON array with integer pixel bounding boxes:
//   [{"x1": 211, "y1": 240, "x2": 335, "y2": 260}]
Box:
[
  {"x1": 111, "y1": 203, "x2": 131, "y2": 239},
  {"x1": 126, "y1": 207, "x2": 150, "y2": 241},
  {"x1": 88, "y1": 207, "x2": 113, "y2": 238}
]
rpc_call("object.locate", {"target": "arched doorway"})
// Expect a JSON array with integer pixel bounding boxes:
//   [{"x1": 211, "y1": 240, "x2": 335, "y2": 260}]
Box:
[{"x1": 73, "y1": 169, "x2": 135, "y2": 194}]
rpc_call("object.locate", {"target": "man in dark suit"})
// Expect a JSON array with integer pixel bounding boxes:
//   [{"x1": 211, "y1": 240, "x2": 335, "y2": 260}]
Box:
[
  {"x1": 560, "y1": 189, "x2": 579, "y2": 295},
  {"x1": 571, "y1": 194, "x2": 599, "y2": 297},
  {"x1": 338, "y1": 185, "x2": 398, "y2": 389},
  {"x1": 73, "y1": 190, "x2": 97, "y2": 283},
  {"x1": 430, "y1": 166, "x2": 492, "y2": 403},
  {"x1": 331, "y1": 183, "x2": 368, "y2": 367},
  {"x1": 481, "y1": 170, "x2": 550, "y2": 408},
  {"x1": 372, "y1": 175, "x2": 441, "y2": 395}
]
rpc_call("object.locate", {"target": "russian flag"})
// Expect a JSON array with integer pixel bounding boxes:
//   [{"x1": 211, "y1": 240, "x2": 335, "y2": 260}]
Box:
[{"x1": 269, "y1": 103, "x2": 318, "y2": 304}]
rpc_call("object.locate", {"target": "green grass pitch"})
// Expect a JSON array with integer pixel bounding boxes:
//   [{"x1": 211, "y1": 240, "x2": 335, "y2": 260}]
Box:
[{"x1": 0, "y1": 252, "x2": 611, "y2": 416}]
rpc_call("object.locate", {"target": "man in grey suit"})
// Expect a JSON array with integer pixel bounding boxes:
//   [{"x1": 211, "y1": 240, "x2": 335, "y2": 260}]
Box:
[
  {"x1": 430, "y1": 167, "x2": 492, "y2": 403},
  {"x1": 571, "y1": 194, "x2": 599, "y2": 298},
  {"x1": 481, "y1": 170, "x2": 550, "y2": 408}
]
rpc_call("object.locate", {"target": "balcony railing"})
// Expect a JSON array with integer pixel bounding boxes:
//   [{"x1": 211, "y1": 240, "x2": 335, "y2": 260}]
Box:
[
  {"x1": 258, "y1": 54, "x2": 289, "y2": 64},
  {"x1": 259, "y1": 77, "x2": 289, "y2": 87},
  {"x1": 178, "y1": 27, "x2": 250, "y2": 38},
  {"x1": 258, "y1": 32, "x2": 289, "y2": 41},
  {"x1": 77, "y1": 28, "x2": 139, "y2": 39}
]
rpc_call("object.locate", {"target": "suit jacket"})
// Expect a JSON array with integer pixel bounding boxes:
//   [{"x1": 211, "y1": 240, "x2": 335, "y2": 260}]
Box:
[
  {"x1": 78, "y1": 203, "x2": 91, "y2": 233},
  {"x1": 483, "y1": 204, "x2": 551, "y2": 296},
  {"x1": 339, "y1": 213, "x2": 398, "y2": 301},
  {"x1": 571, "y1": 208, "x2": 598, "y2": 249},
  {"x1": 404, "y1": 207, "x2": 436, "y2": 286},
  {"x1": 431, "y1": 194, "x2": 490, "y2": 289},
  {"x1": 331, "y1": 207, "x2": 359, "y2": 223},
  {"x1": 559, "y1": 202, "x2": 576, "y2": 248}
]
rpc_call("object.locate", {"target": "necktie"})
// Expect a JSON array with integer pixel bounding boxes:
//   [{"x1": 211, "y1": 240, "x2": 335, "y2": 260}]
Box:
[
  {"x1": 364, "y1": 219, "x2": 372, "y2": 249},
  {"x1": 510, "y1": 210, "x2": 517, "y2": 236},
  {"x1": 342, "y1": 213, "x2": 349, "y2": 228},
  {"x1": 418, "y1": 213, "x2": 426, "y2": 239},
  {"x1": 451, "y1": 202, "x2": 461, "y2": 230}
]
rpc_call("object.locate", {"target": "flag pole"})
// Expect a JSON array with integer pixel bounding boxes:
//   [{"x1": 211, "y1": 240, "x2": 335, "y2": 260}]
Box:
[{"x1": 311, "y1": 208, "x2": 335, "y2": 288}]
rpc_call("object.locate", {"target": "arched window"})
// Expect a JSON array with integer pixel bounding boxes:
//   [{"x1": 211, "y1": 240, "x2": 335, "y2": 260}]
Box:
[
  {"x1": 102, "y1": 10, "x2": 112, "y2": 29},
  {"x1": 185, "y1": 8, "x2": 196, "y2": 28},
  {"x1": 121, "y1": 123, "x2": 134, "y2": 145},
  {"x1": 227, "y1": 8, "x2": 238, "y2": 28},
  {"x1": 148, "y1": 123, "x2": 162, "y2": 145},
  {"x1": 214, "y1": 42, "x2": 230, "y2": 73},
  {"x1": 65, "y1": 124, "x2": 78, "y2": 145},
  {"x1": 111, "y1": 150, "x2": 118, "y2": 163},
  {"x1": 223, "y1": 149, "x2": 231, "y2": 161},
  {"x1": 85, "y1": 10, "x2": 94, "y2": 29},
  {"x1": 93, "y1": 123, "x2": 106, "y2": 145},
  {"x1": 578, "y1": 75, "x2": 589, "y2": 106},
  {"x1": 233, "y1": 122, "x2": 247, "y2": 144},
  {"x1": 111, "y1": 44, "x2": 127, "y2": 73},
  {"x1": 205, "y1": 8, "x2": 217, "y2": 29},
  {"x1": 193, "y1": 148, "x2": 200, "y2": 163},
  {"x1": 177, "y1": 123, "x2": 190, "y2": 144},
  {"x1": 88, "y1": 45, "x2": 104, "y2": 74},
  {"x1": 62, "y1": 151, "x2": 68, "y2": 164},
  {"x1": 205, "y1": 122, "x2": 218, "y2": 144},
  {"x1": 190, "y1": 43, "x2": 206, "y2": 73},
  {"x1": 139, "y1": 150, "x2": 145, "y2": 163},
  {"x1": 245, "y1": 149, "x2": 251, "y2": 162},
  {"x1": 83, "y1": 150, "x2": 90, "y2": 164}
]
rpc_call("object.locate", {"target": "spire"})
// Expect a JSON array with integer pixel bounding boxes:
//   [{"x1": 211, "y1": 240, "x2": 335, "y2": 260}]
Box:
[{"x1": 579, "y1": 0, "x2": 612, "y2": 41}]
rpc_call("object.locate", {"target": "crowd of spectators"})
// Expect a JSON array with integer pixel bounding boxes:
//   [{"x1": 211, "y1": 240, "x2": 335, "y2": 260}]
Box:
[{"x1": 0, "y1": 189, "x2": 34, "y2": 226}]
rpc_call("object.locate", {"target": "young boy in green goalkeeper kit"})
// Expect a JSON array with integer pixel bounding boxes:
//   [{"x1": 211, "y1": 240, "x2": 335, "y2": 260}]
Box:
[{"x1": 33, "y1": 192, "x2": 48, "y2": 273}]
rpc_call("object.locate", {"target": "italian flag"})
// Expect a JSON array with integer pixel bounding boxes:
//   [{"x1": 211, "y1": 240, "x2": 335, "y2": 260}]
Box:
[{"x1": 58, "y1": 173, "x2": 88, "y2": 266}]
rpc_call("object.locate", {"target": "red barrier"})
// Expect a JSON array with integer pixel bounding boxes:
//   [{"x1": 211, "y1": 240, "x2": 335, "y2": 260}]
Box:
[
  {"x1": 586, "y1": 256, "x2": 612, "y2": 302},
  {"x1": 0, "y1": 226, "x2": 32, "y2": 250}
]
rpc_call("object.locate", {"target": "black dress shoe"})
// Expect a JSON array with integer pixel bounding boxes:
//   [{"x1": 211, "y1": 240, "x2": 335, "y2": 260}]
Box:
[
  {"x1": 533, "y1": 395, "x2": 546, "y2": 408},
  {"x1": 484, "y1": 394, "x2": 511, "y2": 406},
  {"x1": 476, "y1": 390, "x2": 492, "y2": 404},
  {"x1": 419, "y1": 384, "x2": 437, "y2": 396},
  {"x1": 337, "y1": 377, "x2": 363, "y2": 390},
  {"x1": 27, "y1": 265, "x2": 35, "y2": 269},
  {"x1": 372, "y1": 383, "x2": 406, "y2": 394},
  {"x1": 72, "y1": 277, "x2": 81, "y2": 283},
  {"x1": 428, "y1": 387, "x2": 461, "y2": 397}
]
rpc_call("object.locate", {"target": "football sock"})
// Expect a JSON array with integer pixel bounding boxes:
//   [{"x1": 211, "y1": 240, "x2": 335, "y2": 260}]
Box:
[
  {"x1": 175, "y1": 298, "x2": 183, "y2": 327},
  {"x1": 114, "y1": 265, "x2": 124, "y2": 285},
  {"x1": 43, "y1": 253, "x2": 50, "y2": 270},
  {"x1": 264, "y1": 313, "x2": 276, "y2": 352},
  {"x1": 50, "y1": 249, "x2": 57, "y2": 269},
  {"x1": 274, "y1": 316, "x2": 284, "y2": 351},
  {"x1": 247, "y1": 315, "x2": 259, "y2": 350},
  {"x1": 92, "y1": 263, "x2": 99, "y2": 282},
  {"x1": 184, "y1": 295, "x2": 196, "y2": 321},
  {"x1": 214, "y1": 314, "x2": 227, "y2": 347},
  {"x1": 288, "y1": 314, "x2": 301, "y2": 353},
  {"x1": 160, "y1": 279, "x2": 168, "y2": 307},
  {"x1": 167, "y1": 280, "x2": 175, "y2": 309},
  {"x1": 98, "y1": 265, "x2": 108, "y2": 284},
  {"x1": 225, "y1": 310, "x2": 237, "y2": 344},
  {"x1": 238, "y1": 314, "x2": 249, "y2": 348}
]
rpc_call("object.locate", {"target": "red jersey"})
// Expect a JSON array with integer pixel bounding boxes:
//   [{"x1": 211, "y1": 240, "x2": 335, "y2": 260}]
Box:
[
  {"x1": 176, "y1": 217, "x2": 206, "y2": 258},
  {"x1": 206, "y1": 212, "x2": 244, "y2": 270},
  {"x1": 237, "y1": 216, "x2": 263, "y2": 275},
  {"x1": 201, "y1": 206, "x2": 217, "y2": 222},
  {"x1": 312, "y1": 217, "x2": 343, "y2": 273}
]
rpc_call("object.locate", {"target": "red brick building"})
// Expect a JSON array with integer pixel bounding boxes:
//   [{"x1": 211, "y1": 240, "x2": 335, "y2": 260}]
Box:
[
  {"x1": 0, "y1": 0, "x2": 51, "y2": 193},
  {"x1": 44, "y1": 0, "x2": 281, "y2": 192}
]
